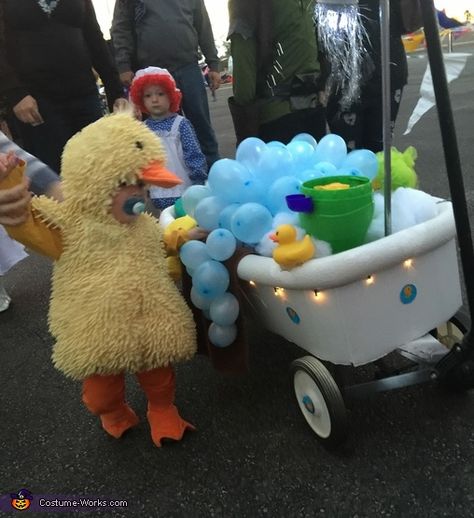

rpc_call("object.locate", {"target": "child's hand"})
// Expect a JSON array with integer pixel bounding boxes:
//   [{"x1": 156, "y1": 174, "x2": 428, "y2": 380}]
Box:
[
  {"x1": 0, "y1": 179, "x2": 31, "y2": 226},
  {"x1": 113, "y1": 98, "x2": 131, "y2": 113},
  {"x1": 187, "y1": 227, "x2": 209, "y2": 241},
  {"x1": 0, "y1": 151, "x2": 31, "y2": 226},
  {"x1": 0, "y1": 151, "x2": 19, "y2": 181}
]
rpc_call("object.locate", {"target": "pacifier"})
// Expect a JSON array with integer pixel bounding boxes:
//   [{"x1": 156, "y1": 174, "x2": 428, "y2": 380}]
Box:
[{"x1": 123, "y1": 196, "x2": 146, "y2": 215}]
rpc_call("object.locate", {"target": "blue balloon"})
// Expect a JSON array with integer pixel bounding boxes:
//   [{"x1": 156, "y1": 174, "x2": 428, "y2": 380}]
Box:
[
  {"x1": 179, "y1": 240, "x2": 210, "y2": 269},
  {"x1": 181, "y1": 184, "x2": 211, "y2": 217},
  {"x1": 314, "y1": 161, "x2": 338, "y2": 176},
  {"x1": 209, "y1": 292, "x2": 240, "y2": 326},
  {"x1": 337, "y1": 166, "x2": 362, "y2": 177},
  {"x1": 286, "y1": 140, "x2": 316, "y2": 172},
  {"x1": 192, "y1": 260, "x2": 230, "y2": 299},
  {"x1": 231, "y1": 203, "x2": 273, "y2": 244},
  {"x1": 266, "y1": 140, "x2": 287, "y2": 148},
  {"x1": 190, "y1": 286, "x2": 212, "y2": 310},
  {"x1": 208, "y1": 323, "x2": 238, "y2": 348},
  {"x1": 218, "y1": 203, "x2": 240, "y2": 230},
  {"x1": 341, "y1": 149, "x2": 378, "y2": 180},
  {"x1": 299, "y1": 168, "x2": 324, "y2": 182},
  {"x1": 314, "y1": 134, "x2": 347, "y2": 168},
  {"x1": 194, "y1": 196, "x2": 228, "y2": 230},
  {"x1": 236, "y1": 177, "x2": 266, "y2": 204},
  {"x1": 206, "y1": 228, "x2": 237, "y2": 261},
  {"x1": 256, "y1": 146, "x2": 294, "y2": 185},
  {"x1": 266, "y1": 176, "x2": 302, "y2": 214},
  {"x1": 236, "y1": 137, "x2": 266, "y2": 172},
  {"x1": 207, "y1": 159, "x2": 254, "y2": 202},
  {"x1": 291, "y1": 133, "x2": 318, "y2": 150}
]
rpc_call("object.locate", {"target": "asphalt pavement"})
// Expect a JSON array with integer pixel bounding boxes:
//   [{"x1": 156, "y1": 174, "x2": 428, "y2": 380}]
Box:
[{"x1": 1, "y1": 43, "x2": 474, "y2": 517}]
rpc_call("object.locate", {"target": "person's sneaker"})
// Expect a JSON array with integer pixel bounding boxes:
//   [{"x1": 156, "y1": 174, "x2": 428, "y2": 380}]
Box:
[{"x1": 0, "y1": 279, "x2": 11, "y2": 312}]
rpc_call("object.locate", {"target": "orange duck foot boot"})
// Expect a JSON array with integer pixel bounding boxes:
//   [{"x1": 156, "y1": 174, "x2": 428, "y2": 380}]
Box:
[
  {"x1": 99, "y1": 404, "x2": 140, "y2": 439},
  {"x1": 136, "y1": 367, "x2": 195, "y2": 447},
  {"x1": 82, "y1": 373, "x2": 140, "y2": 439},
  {"x1": 146, "y1": 405, "x2": 195, "y2": 447}
]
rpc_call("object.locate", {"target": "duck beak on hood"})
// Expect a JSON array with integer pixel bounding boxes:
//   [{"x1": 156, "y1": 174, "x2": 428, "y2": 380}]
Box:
[{"x1": 139, "y1": 160, "x2": 182, "y2": 188}]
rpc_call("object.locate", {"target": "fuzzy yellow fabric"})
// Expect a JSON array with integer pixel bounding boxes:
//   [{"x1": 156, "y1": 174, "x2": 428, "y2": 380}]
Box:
[
  {"x1": 34, "y1": 113, "x2": 196, "y2": 379},
  {"x1": 0, "y1": 163, "x2": 62, "y2": 260}
]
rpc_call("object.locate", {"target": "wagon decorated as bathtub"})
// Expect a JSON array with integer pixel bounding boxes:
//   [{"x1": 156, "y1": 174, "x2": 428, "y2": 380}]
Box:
[
  {"x1": 162, "y1": 0, "x2": 474, "y2": 449},
  {"x1": 161, "y1": 193, "x2": 468, "y2": 448},
  {"x1": 236, "y1": 200, "x2": 463, "y2": 446}
]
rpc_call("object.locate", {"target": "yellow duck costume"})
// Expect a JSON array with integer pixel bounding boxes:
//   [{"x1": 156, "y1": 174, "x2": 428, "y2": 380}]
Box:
[
  {"x1": 270, "y1": 224, "x2": 315, "y2": 270},
  {"x1": 0, "y1": 114, "x2": 197, "y2": 446}
]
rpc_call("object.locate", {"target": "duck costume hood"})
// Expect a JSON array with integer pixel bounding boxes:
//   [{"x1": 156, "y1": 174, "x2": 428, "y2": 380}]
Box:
[{"x1": 33, "y1": 113, "x2": 197, "y2": 380}]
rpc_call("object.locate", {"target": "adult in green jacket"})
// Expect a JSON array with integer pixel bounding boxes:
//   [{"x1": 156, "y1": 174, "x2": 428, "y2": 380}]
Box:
[{"x1": 228, "y1": 0, "x2": 326, "y2": 145}]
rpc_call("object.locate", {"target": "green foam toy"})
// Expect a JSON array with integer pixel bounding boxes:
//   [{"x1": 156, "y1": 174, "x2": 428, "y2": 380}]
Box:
[{"x1": 373, "y1": 146, "x2": 419, "y2": 191}]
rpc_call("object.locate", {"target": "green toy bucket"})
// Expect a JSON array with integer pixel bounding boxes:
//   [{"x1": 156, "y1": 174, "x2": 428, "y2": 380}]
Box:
[{"x1": 298, "y1": 176, "x2": 374, "y2": 253}]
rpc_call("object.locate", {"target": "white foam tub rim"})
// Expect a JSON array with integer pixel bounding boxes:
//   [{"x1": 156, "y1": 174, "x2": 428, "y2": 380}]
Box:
[{"x1": 236, "y1": 201, "x2": 456, "y2": 290}]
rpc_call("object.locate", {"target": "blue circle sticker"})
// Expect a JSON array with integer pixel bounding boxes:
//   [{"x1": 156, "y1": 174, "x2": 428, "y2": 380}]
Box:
[
  {"x1": 400, "y1": 284, "x2": 417, "y2": 304},
  {"x1": 286, "y1": 306, "x2": 300, "y2": 324}
]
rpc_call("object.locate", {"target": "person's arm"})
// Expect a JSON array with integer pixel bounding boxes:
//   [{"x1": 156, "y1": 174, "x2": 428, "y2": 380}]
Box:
[
  {"x1": 0, "y1": 2, "x2": 28, "y2": 109},
  {"x1": 178, "y1": 118, "x2": 207, "y2": 184},
  {"x1": 82, "y1": 0, "x2": 124, "y2": 111},
  {"x1": 0, "y1": 152, "x2": 30, "y2": 226},
  {"x1": 230, "y1": 33, "x2": 258, "y2": 106},
  {"x1": 193, "y1": 0, "x2": 220, "y2": 90},
  {"x1": 0, "y1": 131, "x2": 61, "y2": 198},
  {"x1": 0, "y1": 156, "x2": 62, "y2": 259},
  {"x1": 110, "y1": 0, "x2": 136, "y2": 86}
]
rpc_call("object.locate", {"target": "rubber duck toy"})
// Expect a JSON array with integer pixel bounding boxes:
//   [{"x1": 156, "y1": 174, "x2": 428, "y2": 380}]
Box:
[
  {"x1": 0, "y1": 113, "x2": 198, "y2": 447},
  {"x1": 270, "y1": 224, "x2": 315, "y2": 269},
  {"x1": 163, "y1": 215, "x2": 197, "y2": 281}
]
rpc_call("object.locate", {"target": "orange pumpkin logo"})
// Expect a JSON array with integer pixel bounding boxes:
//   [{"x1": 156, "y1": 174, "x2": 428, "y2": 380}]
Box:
[{"x1": 10, "y1": 489, "x2": 32, "y2": 511}]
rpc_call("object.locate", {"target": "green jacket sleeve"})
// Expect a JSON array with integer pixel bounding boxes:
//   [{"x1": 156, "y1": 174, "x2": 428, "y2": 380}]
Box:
[{"x1": 230, "y1": 33, "x2": 257, "y2": 106}]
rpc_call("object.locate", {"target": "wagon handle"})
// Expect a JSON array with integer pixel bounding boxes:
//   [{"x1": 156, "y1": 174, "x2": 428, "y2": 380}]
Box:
[
  {"x1": 420, "y1": 0, "x2": 474, "y2": 328},
  {"x1": 380, "y1": 0, "x2": 392, "y2": 236}
]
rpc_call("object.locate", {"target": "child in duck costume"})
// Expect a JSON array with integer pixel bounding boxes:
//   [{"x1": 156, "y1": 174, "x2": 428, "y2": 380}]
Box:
[{"x1": 0, "y1": 113, "x2": 198, "y2": 447}]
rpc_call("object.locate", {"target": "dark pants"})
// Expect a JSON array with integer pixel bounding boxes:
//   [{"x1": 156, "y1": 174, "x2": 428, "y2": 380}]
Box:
[
  {"x1": 258, "y1": 105, "x2": 327, "y2": 145},
  {"x1": 172, "y1": 63, "x2": 220, "y2": 170},
  {"x1": 326, "y1": 86, "x2": 404, "y2": 153},
  {"x1": 15, "y1": 92, "x2": 104, "y2": 174}
]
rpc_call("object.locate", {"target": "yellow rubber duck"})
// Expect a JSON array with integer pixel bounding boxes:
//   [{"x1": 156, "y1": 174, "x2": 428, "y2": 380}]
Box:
[
  {"x1": 164, "y1": 215, "x2": 197, "y2": 281},
  {"x1": 270, "y1": 224, "x2": 315, "y2": 269}
]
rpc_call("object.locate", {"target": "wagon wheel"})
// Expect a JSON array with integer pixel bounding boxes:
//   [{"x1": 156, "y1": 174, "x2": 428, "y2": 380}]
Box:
[
  {"x1": 430, "y1": 311, "x2": 469, "y2": 349},
  {"x1": 431, "y1": 311, "x2": 473, "y2": 392},
  {"x1": 291, "y1": 356, "x2": 348, "y2": 449}
]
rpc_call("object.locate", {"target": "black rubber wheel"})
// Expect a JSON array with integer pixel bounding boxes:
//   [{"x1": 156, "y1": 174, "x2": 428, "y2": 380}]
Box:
[
  {"x1": 432, "y1": 311, "x2": 473, "y2": 391},
  {"x1": 430, "y1": 311, "x2": 469, "y2": 348},
  {"x1": 291, "y1": 356, "x2": 348, "y2": 449}
]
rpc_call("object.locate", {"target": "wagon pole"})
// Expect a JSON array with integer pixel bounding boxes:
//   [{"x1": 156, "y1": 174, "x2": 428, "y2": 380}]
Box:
[
  {"x1": 380, "y1": 0, "x2": 392, "y2": 236},
  {"x1": 418, "y1": 0, "x2": 474, "y2": 389},
  {"x1": 420, "y1": 0, "x2": 474, "y2": 332}
]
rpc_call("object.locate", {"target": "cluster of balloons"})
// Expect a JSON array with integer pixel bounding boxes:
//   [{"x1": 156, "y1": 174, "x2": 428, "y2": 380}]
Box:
[
  {"x1": 181, "y1": 133, "x2": 379, "y2": 247},
  {"x1": 178, "y1": 133, "x2": 379, "y2": 345},
  {"x1": 179, "y1": 228, "x2": 240, "y2": 348}
]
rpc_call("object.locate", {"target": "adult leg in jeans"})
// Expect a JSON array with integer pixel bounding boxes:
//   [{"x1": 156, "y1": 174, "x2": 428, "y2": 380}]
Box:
[{"x1": 173, "y1": 63, "x2": 220, "y2": 170}]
